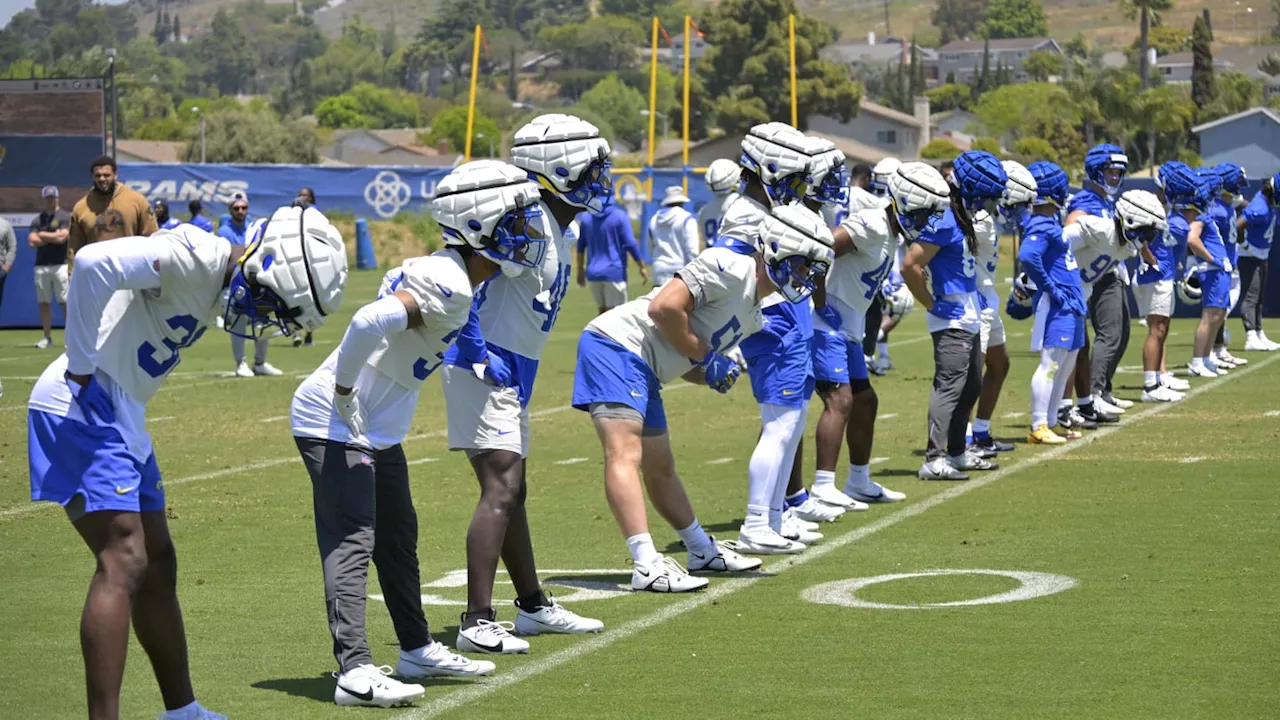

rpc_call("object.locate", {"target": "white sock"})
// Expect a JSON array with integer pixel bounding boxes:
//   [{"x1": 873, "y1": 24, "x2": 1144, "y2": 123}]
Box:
[
  {"x1": 1031, "y1": 348, "x2": 1068, "y2": 428},
  {"x1": 1144, "y1": 371, "x2": 1159, "y2": 388},
  {"x1": 813, "y1": 469, "x2": 836, "y2": 489},
  {"x1": 768, "y1": 508, "x2": 784, "y2": 534},
  {"x1": 1248, "y1": 330, "x2": 1260, "y2": 342},
  {"x1": 750, "y1": 403, "x2": 805, "y2": 533},
  {"x1": 676, "y1": 520, "x2": 715, "y2": 556},
  {"x1": 743, "y1": 504, "x2": 770, "y2": 532},
  {"x1": 626, "y1": 533, "x2": 661, "y2": 565},
  {"x1": 845, "y1": 463, "x2": 872, "y2": 495},
  {"x1": 162, "y1": 702, "x2": 201, "y2": 720},
  {"x1": 1058, "y1": 398, "x2": 1073, "y2": 411},
  {"x1": 877, "y1": 341, "x2": 888, "y2": 358}
]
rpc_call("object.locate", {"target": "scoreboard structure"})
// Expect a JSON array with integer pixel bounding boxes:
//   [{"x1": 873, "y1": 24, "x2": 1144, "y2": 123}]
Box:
[{"x1": 0, "y1": 77, "x2": 106, "y2": 215}]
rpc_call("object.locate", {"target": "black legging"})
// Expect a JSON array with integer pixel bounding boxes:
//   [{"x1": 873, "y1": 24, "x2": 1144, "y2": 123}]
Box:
[{"x1": 862, "y1": 293, "x2": 884, "y2": 358}]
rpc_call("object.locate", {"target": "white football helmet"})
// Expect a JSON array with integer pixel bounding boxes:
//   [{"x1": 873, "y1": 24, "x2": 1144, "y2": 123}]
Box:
[
  {"x1": 758, "y1": 203, "x2": 835, "y2": 304},
  {"x1": 432, "y1": 160, "x2": 549, "y2": 271},
  {"x1": 885, "y1": 161, "x2": 951, "y2": 242},
  {"x1": 705, "y1": 158, "x2": 742, "y2": 195},
  {"x1": 740, "y1": 122, "x2": 813, "y2": 207},
  {"x1": 1178, "y1": 264, "x2": 1204, "y2": 305},
  {"x1": 1000, "y1": 161, "x2": 1037, "y2": 208},
  {"x1": 886, "y1": 285, "x2": 916, "y2": 318},
  {"x1": 871, "y1": 157, "x2": 901, "y2": 196},
  {"x1": 510, "y1": 114, "x2": 613, "y2": 213},
  {"x1": 225, "y1": 205, "x2": 348, "y2": 338},
  {"x1": 805, "y1": 136, "x2": 848, "y2": 207},
  {"x1": 1115, "y1": 189, "x2": 1168, "y2": 247}
]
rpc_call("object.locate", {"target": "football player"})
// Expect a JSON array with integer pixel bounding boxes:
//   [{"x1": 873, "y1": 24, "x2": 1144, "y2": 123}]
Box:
[
  {"x1": 1237, "y1": 172, "x2": 1280, "y2": 351},
  {"x1": 1018, "y1": 161, "x2": 1088, "y2": 445},
  {"x1": 440, "y1": 115, "x2": 607, "y2": 656},
  {"x1": 290, "y1": 161, "x2": 540, "y2": 706},
  {"x1": 1179, "y1": 168, "x2": 1234, "y2": 378},
  {"x1": 1136, "y1": 162, "x2": 1193, "y2": 402},
  {"x1": 698, "y1": 158, "x2": 742, "y2": 246},
  {"x1": 29, "y1": 204, "x2": 347, "y2": 720},
  {"x1": 1207, "y1": 163, "x2": 1249, "y2": 367},
  {"x1": 868, "y1": 157, "x2": 913, "y2": 373}
]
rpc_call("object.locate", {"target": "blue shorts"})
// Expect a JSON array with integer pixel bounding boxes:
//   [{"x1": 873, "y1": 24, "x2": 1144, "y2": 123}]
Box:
[
  {"x1": 744, "y1": 337, "x2": 814, "y2": 407},
  {"x1": 571, "y1": 331, "x2": 668, "y2": 430},
  {"x1": 28, "y1": 410, "x2": 164, "y2": 515},
  {"x1": 811, "y1": 329, "x2": 850, "y2": 384},
  {"x1": 1034, "y1": 297, "x2": 1087, "y2": 351},
  {"x1": 844, "y1": 338, "x2": 870, "y2": 381},
  {"x1": 1201, "y1": 268, "x2": 1230, "y2": 309}
]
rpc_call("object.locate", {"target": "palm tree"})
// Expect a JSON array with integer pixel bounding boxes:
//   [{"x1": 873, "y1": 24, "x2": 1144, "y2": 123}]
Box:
[{"x1": 1121, "y1": 0, "x2": 1175, "y2": 89}]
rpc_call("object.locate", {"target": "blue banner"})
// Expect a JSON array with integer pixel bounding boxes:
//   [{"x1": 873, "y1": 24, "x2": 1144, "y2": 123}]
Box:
[{"x1": 0, "y1": 135, "x2": 105, "y2": 187}]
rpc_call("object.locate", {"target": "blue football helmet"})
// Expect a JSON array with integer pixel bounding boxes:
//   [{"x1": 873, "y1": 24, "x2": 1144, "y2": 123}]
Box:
[
  {"x1": 1027, "y1": 161, "x2": 1069, "y2": 208},
  {"x1": 1084, "y1": 143, "x2": 1128, "y2": 196},
  {"x1": 951, "y1": 150, "x2": 1008, "y2": 218},
  {"x1": 1163, "y1": 163, "x2": 1208, "y2": 212},
  {"x1": 1214, "y1": 163, "x2": 1246, "y2": 196}
]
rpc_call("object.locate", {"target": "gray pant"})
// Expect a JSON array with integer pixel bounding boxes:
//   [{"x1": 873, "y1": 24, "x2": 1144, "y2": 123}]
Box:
[
  {"x1": 927, "y1": 328, "x2": 983, "y2": 460},
  {"x1": 231, "y1": 335, "x2": 270, "y2": 366},
  {"x1": 1088, "y1": 271, "x2": 1129, "y2": 397},
  {"x1": 1238, "y1": 257, "x2": 1268, "y2": 332},
  {"x1": 295, "y1": 438, "x2": 432, "y2": 672}
]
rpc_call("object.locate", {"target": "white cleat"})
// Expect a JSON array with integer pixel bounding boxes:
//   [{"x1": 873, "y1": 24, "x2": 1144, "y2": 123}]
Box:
[
  {"x1": 1093, "y1": 396, "x2": 1126, "y2": 415},
  {"x1": 396, "y1": 640, "x2": 495, "y2": 678},
  {"x1": 809, "y1": 483, "x2": 861, "y2": 509},
  {"x1": 1261, "y1": 332, "x2": 1280, "y2": 350},
  {"x1": 874, "y1": 356, "x2": 893, "y2": 374},
  {"x1": 1161, "y1": 373, "x2": 1191, "y2": 391},
  {"x1": 919, "y1": 458, "x2": 969, "y2": 481},
  {"x1": 846, "y1": 481, "x2": 907, "y2": 503},
  {"x1": 633, "y1": 555, "x2": 709, "y2": 592},
  {"x1": 790, "y1": 497, "x2": 846, "y2": 522},
  {"x1": 1107, "y1": 396, "x2": 1135, "y2": 409},
  {"x1": 35, "y1": 336, "x2": 51, "y2": 349},
  {"x1": 1142, "y1": 385, "x2": 1184, "y2": 403},
  {"x1": 782, "y1": 507, "x2": 820, "y2": 531},
  {"x1": 736, "y1": 526, "x2": 806, "y2": 554},
  {"x1": 1217, "y1": 349, "x2": 1246, "y2": 366},
  {"x1": 686, "y1": 537, "x2": 763, "y2": 573},
  {"x1": 456, "y1": 619, "x2": 530, "y2": 654},
  {"x1": 1245, "y1": 336, "x2": 1273, "y2": 352},
  {"x1": 234, "y1": 361, "x2": 254, "y2": 378},
  {"x1": 334, "y1": 664, "x2": 424, "y2": 708},
  {"x1": 1212, "y1": 355, "x2": 1238, "y2": 369},
  {"x1": 514, "y1": 598, "x2": 604, "y2": 636},
  {"x1": 253, "y1": 362, "x2": 284, "y2": 376},
  {"x1": 780, "y1": 517, "x2": 823, "y2": 544},
  {"x1": 155, "y1": 706, "x2": 226, "y2": 720}
]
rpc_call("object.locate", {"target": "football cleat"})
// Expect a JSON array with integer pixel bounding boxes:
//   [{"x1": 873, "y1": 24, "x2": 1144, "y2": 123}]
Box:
[
  {"x1": 1217, "y1": 349, "x2": 1246, "y2": 365},
  {"x1": 790, "y1": 497, "x2": 847, "y2": 522},
  {"x1": 867, "y1": 355, "x2": 887, "y2": 376},
  {"x1": 1162, "y1": 373, "x2": 1191, "y2": 391},
  {"x1": 1141, "y1": 385, "x2": 1184, "y2": 403},
  {"x1": 782, "y1": 508, "x2": 821, "y2": 531},
  {"x1": 966, "y1": 444, "x2": 999, "y2": 459},
  {"x1": 1059, "y1": 407, "x2": 1097, "y2": 430},
  {"x1": 253, "y1": 362, "x2": 284, "y2": 376},
  {"x1": 919, "y1": 458, "x2": 969, "y2": 481},
  {"x1": 333, "y1": 665, "x2": 424, "y2": 708},
  {"x1": 1093, "y1": 396, "x2": 1126, "y2": 415},
  {"x1": 514, "y1": 598, "x2": 604, "y2": 636},
  {"x1": 948, "y1": 451, "x2": 998, "y2": 471},
  {"x1": 1053, "y1": 425, "x2": 1084, "y2": 440},
  {"x1": 155, "y1": 706, "x2": 226, "y2": 720},
  {"x1": 234, "y1": 361, "x2": 254, "y2": 378},
  {"x1": 780, "y1": 517, "x2": 823, "y2": 544},
  {"x1": 1187, "y1": 362, "x2": 1223, "y2": 378},
  {"x1": 875, "y1": 354, "x2": 894, "y2": 373},
  {"x1": 845, "y1": 481, "x2": 906, "y2": 503},
  {"x1": 1028, "y1": 424, "x2": 1067, "y2": 445},
  {"x1": 809, "y1": 484, "x2": 862, "y2": 509},
  {"x1": 396, "y1": 641, "x2": 496, "y2": 678},
  {"x1": 736, "y1": 526, "x2": 806, "y2": 555},
  {"x1": 634, "y1": 555, "x2": 710, "y2": 592},
  {"x1": 35, "y1": 337, "x2": 51, "y2": 349},
  {"x1": 1103, "y1": 394, "x2": 1134, "y2": 409},
  {"x1": 686, "y1": 537, "x2": 763, "y2": 573},
  {"x1": 1211, "y1": 354, "x2": 1238, "y2": 369},
  {"x1": 972, "y1": 436, "x2": 1016, "y2": 453},
  {"x1": 456, "y1": 619, "x2": 530, "y2": 655},
  {"x1": 1076, "y1": 404, "x2": 1119, "y2": 424}
]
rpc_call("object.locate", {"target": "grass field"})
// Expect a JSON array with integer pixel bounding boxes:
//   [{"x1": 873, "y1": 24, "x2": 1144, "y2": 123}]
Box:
[{"x1": 1, "y1": 267, "x2": 1279, "y2": 719}]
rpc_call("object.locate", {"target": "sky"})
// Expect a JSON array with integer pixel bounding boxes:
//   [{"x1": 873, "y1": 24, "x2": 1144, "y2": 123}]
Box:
[{"x1": 0, "y1": 0, "x2": 130, "y2": 29}]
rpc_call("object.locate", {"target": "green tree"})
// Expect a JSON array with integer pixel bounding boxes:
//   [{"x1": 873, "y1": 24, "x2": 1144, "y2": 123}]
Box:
[
  {"x1": 909, "y1": 38, "x2": 925, "y2": 98},
  {"x1": 972, "y1": 136, "x2": 1002, "y2": 154},
  {"x1": 982, "y1": 0, "x2": 1048, "y2": 38},
  {"x1": 1261, "y1": 53, "x2": 1280, "y2": 76},
  {"x1": 973, "y1": 37, "x2": 991, "y2": 100},
  {"x1": 1191, "y1": 15, "x2": 1215, "y2": 110},
  {"x1": 172, "y1": 13, "x2": 181, "y2": 42},
  {"x1": 926, "y1": 83, "x2": 972, "y2": 111},
  {"x1": 1023, "y1": 50, "x2": 1063, "y2": 81},
  {"x1": 197, "y1": 9, "x2": 255, "y2": 95},
  {"x1": 427, "y1": 105, "x2": 502, "y2": 157},
  {"x1": 580, "y1": 72, "x2": 647, "y2": 149},
  {"x1": 933, "y1": 0, "x2": 988, "y2": 45},
  {"x1": 698, "y1": 0, "x2": 861, "y2": 134},
  {"x1": 1012, "y1": 136, "x2": 1057, "y2": 162},
  {"x1": 537, "y1": 15, "x2": 646, "y2": 71},
  {"x1": 1064, "y1": 33, "x2": 1089, "y2": 59},
  {"x1": 316, "y1": 94, "x2": 372, "y2": 129},
  {"x1": 921, "y1": 138, "x2": 961, "y2": 159},
  {"x1": 1197, "y1": 71, "x2": 1263, "y2": 123},
  {"x1": 1138, "y1": 83, "x2": 1197, "y2": 167},
  {"x1": 975, "y1": 81, "x2": 1082, "y2": 144},
  {"x1": 118, "y1": 83, "x2": 174, "y2": 139},
  {"x1": 1121, "y1": 0, "x2": 1174, "y2": 89},
  {"x1": 1131, "y1": 24, "x2": 1189, "y2": 56},
  {"x1": 311, "y1": 17, "x2": 388, "y2": 98},
  {"x1": 133, "y1": 116, "x2": 190, "y2": 142},
  {"x1": 184, "y1": 109, "x2": 319, "y2": 163}
]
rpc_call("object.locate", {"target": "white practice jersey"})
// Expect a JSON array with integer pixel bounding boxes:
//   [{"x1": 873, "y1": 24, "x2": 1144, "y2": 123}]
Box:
[
  {"x1": 28, "y1": 226, "x2": 230, "y2": 461},
  {"x1": 474, "y1": 202, "x2": 570, "y2": 360},
  {"x1": 586, "y1": 247, "x2": 763, "y2": 384},
  {"x1": 292, "y1": 249, "x2": 474, "y2": 449},
  {"x1": 847, "y1": 186, "x2": 886, "y2": 213},
  {"x1": 822, "y1": 208, "x2": 897, "y2": 341},
  {"x1": 716, "y1": 194, "x2": 769, "y2": 249},
  {"x1": 1066, "y1": 214, "x2": 1133, "y2": 293},
  {"x1": 698, "y1": 192, "x2": 739, "y2": 247},
  {"x1": 973, "y1": 210, "x2": 1000, "y2": 305}
]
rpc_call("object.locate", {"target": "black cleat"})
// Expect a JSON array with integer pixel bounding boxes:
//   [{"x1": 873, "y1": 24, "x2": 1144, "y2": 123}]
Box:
[
  {"x1": 1059, "y1": 408, "x2": 1098, "y2": 431},
  {"x1": 973, "y1": 436, "x2": 1015, "y2": 453},
  {"x1": 1076, "y1": 404, "x2": 1119, "y2": 424}
]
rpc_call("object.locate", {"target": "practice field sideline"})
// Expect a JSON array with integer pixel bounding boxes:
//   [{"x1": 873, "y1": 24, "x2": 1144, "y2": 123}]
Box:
[{"x1": 1, "y1": 271, "x2": 1277, "y2": 719}]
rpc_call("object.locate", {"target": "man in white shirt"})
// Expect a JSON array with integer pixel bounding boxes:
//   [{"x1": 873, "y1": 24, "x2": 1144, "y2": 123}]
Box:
[{"x1": 648, "y1": 186, "x2": 702, "y2": 287}]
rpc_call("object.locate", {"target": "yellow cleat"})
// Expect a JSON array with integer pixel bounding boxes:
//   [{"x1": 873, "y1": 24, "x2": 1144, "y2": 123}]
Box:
[
  {"x1": 1053, "y1": 425, "x2": 1083, "y2": 440},
  {"x1": 1028, "y1": 424, "x2": 1068, "y2": 445}
]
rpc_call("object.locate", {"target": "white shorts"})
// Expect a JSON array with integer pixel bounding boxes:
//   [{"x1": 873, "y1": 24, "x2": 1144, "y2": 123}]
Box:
[
  {"x1": 652, "y1": 269, "x2": 678, "y2": 288},
  {"x1": 440, "y1": 364, "x2": 529, "y2": 457},
  {"x1": 589, "y1": 280, "x2": 628, "y2": 310},
  {"x1": 34, "y1": 264, "x2": 68, "y2": 305},
  {"x1": 1136, "y1": 280, "x2": 1174, "y2": 318},
  {"x1": 980, "y1": 306, "x2": 1006, "y2": 353}
]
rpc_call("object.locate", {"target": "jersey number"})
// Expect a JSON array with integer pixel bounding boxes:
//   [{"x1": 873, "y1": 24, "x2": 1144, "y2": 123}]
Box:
[
  {"x1": 138, "y1": 315, "x2": 206, "y2": 378},
  {"x1": 534, "y1": 264, "x2": 570, "y2": 332},
  {"x1": 710, "y1": 316, "x2": 743, "y2": 354},
  {"x1": 414, "y1": 328, "x2": 463, "y2": 381},
  {"x1": 1064, "y1": 249, "x2": 1080, "y2": 271},
  {"x1": 703, "y1": 219, "x2": 719, "y2": 243},
  {"x1": 1079, "y1": 254, "x2": 1113, "y2": 283},
  {"x1": 861, "y1": 254, "x2": 894, "y2": 300}
]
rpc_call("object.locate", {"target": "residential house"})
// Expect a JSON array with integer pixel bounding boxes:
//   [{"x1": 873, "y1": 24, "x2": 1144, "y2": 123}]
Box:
[
  {"x1": 821, "y1": 33, "x2": 940, "y2": 85},
  {"x1": 931, "y1": 109, "x2": 979, "y2": 151},
  {"x1": 806, "y1": 98, "x2": 930, "y2": 159},
  {"x1": 116, "y1": 140, "x2": 186, "y2": 164},
  {"x1": 1192, "y1": 107, "x2": 1280, "y2": 180},
  {"x1": 937, "y1": 37, "x2": 1063, "y2": 86},
  {"x1": 1154, "y1": 52, "x2": 1233, "y2": 84},
  {"x1": 320, "y1": 128, "x2": 460, "y2": 167},
  {"x1": 668, "y1": 30, "x2": 708, "y2": 72}
]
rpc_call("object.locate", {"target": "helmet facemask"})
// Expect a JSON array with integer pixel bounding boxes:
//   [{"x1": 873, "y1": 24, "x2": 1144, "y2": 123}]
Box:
[{"x1": 767, "y1": 253, "x2": 828, "y2": 304}]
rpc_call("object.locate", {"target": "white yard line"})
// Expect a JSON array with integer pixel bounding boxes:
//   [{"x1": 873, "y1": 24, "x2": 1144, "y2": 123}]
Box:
[
  {"x1": 877, "y1": 413, "x2": 898, "y2": 420},
  {"x1": 1264, "y1": 410, "x2": 1280, "y2": 418},
  {"x1": 393, "y1": 353, "x2": 1280, "y2": 720},
  {"x1": 407, "y1": 458, "x2": 439, "y2": 466},
  {"x1": 869, "y1": 456, "x2": 891, "y2": 465},
  {"x1": 705, "y1": 457, "x2": 734, "y2": 465},
  {"x1": 258, "y1": 416, "x2": 290, "y2": 423},
  {"x1": 554, "y1": 458, "x2": 588, "y2": 465},
  {"x1": 1178, "y1": 456, "x2": 1205, "y2": 464}
]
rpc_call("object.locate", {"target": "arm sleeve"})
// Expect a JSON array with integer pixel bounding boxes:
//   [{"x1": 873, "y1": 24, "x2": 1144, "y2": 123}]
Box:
[
  {"x1": 64, "y1": 239, "x2": 168, "y2": 376},
  {"x1": 576, "y1": 224, "x2": 587, "y2": 254},
  {"x1": 1016, "y1": 233, "x2": 1054, "y2": 292},
  {"x1": 448, "y1": 302, "x2": 489, "y2": 367},
  {"x1": 332, "y1": 295, "x2": 410, "y2": 389},
  {"x1": 1061, "y1": 221, "x2": 1088, "y2": 252}
]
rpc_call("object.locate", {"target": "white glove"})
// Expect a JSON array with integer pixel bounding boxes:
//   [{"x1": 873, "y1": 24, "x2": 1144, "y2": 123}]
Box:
[
  {"x1": 725, "y1": 346, "x2": 747, "y2": 371},
  {"x1": 334, "y1": 388, "x2": 367, "y2": 437}
]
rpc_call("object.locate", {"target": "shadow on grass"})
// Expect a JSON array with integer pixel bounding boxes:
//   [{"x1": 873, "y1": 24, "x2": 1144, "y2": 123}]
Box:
[{"x1": 253, "y1": 670, "x2": 477, "y2": 703}]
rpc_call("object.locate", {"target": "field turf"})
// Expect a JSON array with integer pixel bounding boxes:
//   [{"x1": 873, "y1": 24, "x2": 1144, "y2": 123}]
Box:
[{"x1": 1, "y1": 269, "x2": 1278, "y2": 719}]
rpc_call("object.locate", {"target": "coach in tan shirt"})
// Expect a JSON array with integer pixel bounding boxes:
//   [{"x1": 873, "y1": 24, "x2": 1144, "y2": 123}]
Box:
[{"x1": 69, "y1": 155, "x2": 157, "y2": 270}]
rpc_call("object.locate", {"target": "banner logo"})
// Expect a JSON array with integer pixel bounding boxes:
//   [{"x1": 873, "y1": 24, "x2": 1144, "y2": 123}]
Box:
[{"x1": 365, "y1": 170, "x2": 412, "y2": 218}]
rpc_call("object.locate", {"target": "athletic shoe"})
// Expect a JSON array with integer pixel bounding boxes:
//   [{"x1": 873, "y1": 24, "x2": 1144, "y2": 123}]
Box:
[
  {"x1": 845, "y1": 481, "x2": 906, "y2": 503},
  {"x1": 1262, "y1": 332, "x2": 1280, "y2": 350},
  {"x1": 1187, "y1": 362, "x2": 1221, "y2": 378},
  {"x1": 780, "y1": 516, "x2": 823, "y2": 544},
  {"x1": 396, "y1": 640, "x2": 496, "y2": 678},
  {"x1": 632, "y1": 555, "x2": 708, "y2": 592},
  {"x1": 790, "y1": 497, "x2": 846, "y2": 522},
  {"x1": 919, "y1": 458, "x2": 969, "y2": 481},
  {"x1": 782, "y1": 508, "x2": 820, "y2": 531},
  {"x1": 1246, "y1": 336, "x2": 1273, "y2": 351},
  {"x1": 1217, "y1": 349, "x2": 1247, "y2": 366},
  {"x1": 1076, "y1": 404, "x2": 1119, "y2": 425},
  {"x1": 334, "y1": 665, "x2": 424, "y2": 708},
  {"x1": 1059, "y1": 407, "x2": 1098, "y2": 431},
  {"x1": 234, "y1": 361, "x2": 254, "y2": 378},
  {"x1": 253, "y1": 362, "x2": 284, "y2": 376},
  {"x1": 1141, "y1": 385, "x2": 1184, "y2": 403},
  {"x1": 1162, "y1": 373, "x2": 1191, "y2": 391},
  {"x1": 874, "y1": 356, "x2": 893, "y2": 374},
  {"x1": 966, "y1": 443, "x2": 999, "y2": 459},
  {"x1": 1028, "y1": 424, "x2": 1066, "y2": 445},
  {"x1": 292, "y1": 334, "x2": 304, "y2": 347},
  {"x1": 1212, "y1": 354, "x2": 1238, "y2": 369},
  {"x1": 810, "y1": 483, "x2": 861, "y2": 509},
  {"x1": 1053, "y1": 425, "x2": 1084, "y2": 440},
  {"x1": 304, "y1": 333, "x2": 316, "y2": 347},
  {"x1": 456, "y1": 619, "x2": 530, "y2": 654},
  {"x1": 155, "y1": 706, "x2": 227, "y2": 720},
  {"x1": 973, "y1": 436, "x2": 1016, "y2": 453},
  {"x1": 686, "y1": 537, "x2": 762, "y2": 573},
  {"x1": 736, "y1": 526, "x2": 806, "y2": 554},
  {"x1": 867, "y1": 355, "x2": 887, "y2": 376},
  {"x1": 514, "y1": 598, "x2": 604, "y2": 636},
  {"x1": 1093, "y1": 396, "x2": 1126, "y2": 415},
  {"x1": 948, "y1": 451, "x2": 997, "y2": 471},
  {"x1": 35, "y1": 336, "x2": 50, "y2": 349},
  {"x1": 1103, "y1": 394, "x2": 1134, "y2": 409}
]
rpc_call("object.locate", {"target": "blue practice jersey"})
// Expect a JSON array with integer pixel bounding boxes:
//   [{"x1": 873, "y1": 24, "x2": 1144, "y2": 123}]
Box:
[
  {"x1": 917, "y1": 208, "x2": 977, "y2": 298},
  {"x1": 1017, "y1": 213, "x2": 1084, "y2": 304}
]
